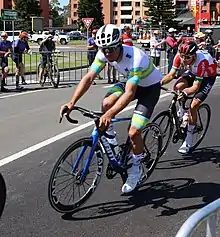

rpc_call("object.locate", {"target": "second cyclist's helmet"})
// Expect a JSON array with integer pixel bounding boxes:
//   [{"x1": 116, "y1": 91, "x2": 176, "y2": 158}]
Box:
[{"x1": 179, "y1": 41, "x2": 198, "y2": 55}]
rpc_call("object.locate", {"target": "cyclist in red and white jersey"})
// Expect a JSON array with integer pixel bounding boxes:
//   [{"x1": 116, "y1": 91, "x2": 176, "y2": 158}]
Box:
[{"x1": 161, "y1": 41, "x2": 217, "y2": 154}]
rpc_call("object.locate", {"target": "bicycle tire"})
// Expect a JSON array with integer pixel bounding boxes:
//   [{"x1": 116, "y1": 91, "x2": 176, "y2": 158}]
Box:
[
  {"x1": 152, "y1": 110, "x2": 174, "y2": 156},
  {"x1": 140, "y1": 123, "x2": 163, "y2": 183},
  {"x1": 48, "y1": 137, "x2": 104, "y2": 213},
  {"x1": 50, "y1": 64, "x2": 60, "y2": 88},
  {"x1": 189, "y1": 103, "x2": 211, "y2": 152},
  {"x1": 0, "y1": 173, "x2": 6, "y2": 218}
]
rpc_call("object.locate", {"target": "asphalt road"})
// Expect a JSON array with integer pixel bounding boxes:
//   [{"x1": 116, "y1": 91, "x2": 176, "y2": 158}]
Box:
[{"x1": 0, "y1": 79, "x2": 220, "y2": 237}]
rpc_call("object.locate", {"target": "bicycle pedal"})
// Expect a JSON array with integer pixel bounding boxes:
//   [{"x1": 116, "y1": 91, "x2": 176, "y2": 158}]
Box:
[{"x1": 106, "y1": 164, "x2": 117, "y2": 179}]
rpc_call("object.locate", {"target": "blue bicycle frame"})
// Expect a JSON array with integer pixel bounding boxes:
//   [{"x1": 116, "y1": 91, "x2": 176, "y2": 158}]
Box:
[{"x1": 72, "y1": 117, "x2": 131, "y2": 181}]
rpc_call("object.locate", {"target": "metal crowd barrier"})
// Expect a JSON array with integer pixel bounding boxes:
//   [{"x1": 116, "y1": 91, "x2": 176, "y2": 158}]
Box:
[
  {"x1": 175, "y1": 198, "x2": 220, "y2": 237},
  {"x1": 3, "y1": 49, "x2": 169, "y2": 86}
]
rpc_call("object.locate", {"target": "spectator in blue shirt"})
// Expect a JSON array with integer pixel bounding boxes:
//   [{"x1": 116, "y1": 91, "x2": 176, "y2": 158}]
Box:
[
  {"x1": 87, "y1": 29, "x2": 102, "y2": 84},
  {"x1": 0, "y1": 32, "x2": 12, "y2": 92},
  {"x1": 11, "y1": 31, "x2": 31, "y2": 90}
]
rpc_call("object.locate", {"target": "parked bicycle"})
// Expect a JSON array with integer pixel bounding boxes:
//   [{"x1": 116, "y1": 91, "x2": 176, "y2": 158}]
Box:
[
  {"x1": 152, "y1": 86, "x2": 211, "y2": 155},
  {"x1": 0, "y1": 173, "x2": 6, "y2": 218},
  {"x1": 37, "y1": 52, "x2": 60, "y2": 88},
  {"x1": 48, "y1": 106, "x2": 162, "y2": 213}
]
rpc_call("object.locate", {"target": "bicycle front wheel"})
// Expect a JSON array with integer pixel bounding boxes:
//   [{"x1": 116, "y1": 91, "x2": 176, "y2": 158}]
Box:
[
  {"x1": 189, "y1": 103, "x2": 211, "y2": 152},
  {"x1": 48, "y1": 137, "x2": 104, "y2": 213},
  {"x1": 152, "y1": 110, "x2": 174, "y2": 156},
  {"x1": 50, "y1": 64, "x2": 60, "y2": 88},
  {"x1": 141, "y1": 123, "x2": 163, "y2": 183},
  {"x1": 0, "y1": 173, "x2": 6, "y2": 217}
]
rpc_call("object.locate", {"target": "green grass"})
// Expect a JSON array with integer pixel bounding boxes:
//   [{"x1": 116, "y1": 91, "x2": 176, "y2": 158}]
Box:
[
  {"x1": 7, "y1": 53, "x2": 88, "y2": 74},
  {"x1": 28, "y1": 40, "x2": 87, "y2": 47}
]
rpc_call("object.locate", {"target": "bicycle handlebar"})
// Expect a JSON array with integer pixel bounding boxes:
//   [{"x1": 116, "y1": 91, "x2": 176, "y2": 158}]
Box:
[{"x1": 59, "y1": 106, "x2": 103, "y2": 124}]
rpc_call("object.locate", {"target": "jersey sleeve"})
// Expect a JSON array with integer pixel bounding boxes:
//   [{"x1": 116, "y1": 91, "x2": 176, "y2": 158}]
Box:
[
  {"x1": 172, "y1": 54, "x2": 181, "y2": 71},
  {"x1": 127, "y1": 55, "x2": 154, "y2": 85},
  {"x1": 195, "y1": 59, "x2": 209, "y2": 82},
  {"x1": 90, "y1": 50, "x2": 107, "y2": 74}
]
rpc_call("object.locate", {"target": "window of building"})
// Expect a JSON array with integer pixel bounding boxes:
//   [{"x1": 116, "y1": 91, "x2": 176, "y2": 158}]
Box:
[
  {"x1": 113, "y1": 11, "x2": 118, "y2": 16},
  {"x1": 114, "y1": 20, "x2": 118, "y2": 24},
  {"x1": 113, "y1": 2, "x2": 117, "y2": 7},
  {"x1": 121, "y1": 10, "x2": 132, "y2": 15},
  {"x1": 144, "y1": 11, "x2": 148, "y2": 15},
  {"x1": 121, "y1": 19, "x2": 132, "y2": 24},
  {"x1": 135, "y1": 11, "x2": 140, "y2": 15},
  {"x1": 135, "y1": 2, "x2": 140, "y2": 7},
  {"x1": 121, "y1": 2, "x2": 132, "y2": 7},
  {"x1": 73, "y1": 4, "x2": 77, "y2": 8},
  {"x1": 74, "y1": 12, "x2": 77, "y2": 16}
]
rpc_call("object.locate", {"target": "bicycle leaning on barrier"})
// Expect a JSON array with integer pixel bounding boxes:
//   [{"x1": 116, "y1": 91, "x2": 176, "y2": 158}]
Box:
[
  {"x1": 37, "y1": 52, "x2": 60, "y2": 88},
  {"x1": 48, "y1": 106, "x2": 162, "y2": 213}
]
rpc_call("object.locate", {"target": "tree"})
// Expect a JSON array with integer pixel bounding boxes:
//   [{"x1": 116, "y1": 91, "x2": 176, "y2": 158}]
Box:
[
  {"x1": 49, "y1": 0, "x2": 64, "y2": 27},
  {"x1": 77, "y1": 0, "x2": 104, "y2": 29},
  {"x1": 143, "y1": 0, "x2": 178, "y2": 28},
  {"x1": 63, "y1": 2, "x2": 71, "y2": 26},
  {"x1": 14, "y1": 0, "x2": 42, "y2": 32}
]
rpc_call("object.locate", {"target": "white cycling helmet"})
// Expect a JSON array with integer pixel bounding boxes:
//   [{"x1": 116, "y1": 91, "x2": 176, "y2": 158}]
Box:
[{"x1": 95, "y1": 24, "x2": 121, "y2": 48}]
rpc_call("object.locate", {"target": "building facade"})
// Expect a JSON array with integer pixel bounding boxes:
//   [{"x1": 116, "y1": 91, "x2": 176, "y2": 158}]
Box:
[
  {"x1": 0, "y1": 0, "x2": 49, "y2": 27},
  {"x1": 70, "y1": 0, "x2": 149, "y2": 27}
]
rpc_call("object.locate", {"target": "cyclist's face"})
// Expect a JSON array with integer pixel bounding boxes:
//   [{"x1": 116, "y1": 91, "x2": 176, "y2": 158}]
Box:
[
  {"x1": 180, "y1": 54, "x2": 195, "y2": 65},
  {"x1": 101, "y1": 46, "x2": 121, "y2": 62}
]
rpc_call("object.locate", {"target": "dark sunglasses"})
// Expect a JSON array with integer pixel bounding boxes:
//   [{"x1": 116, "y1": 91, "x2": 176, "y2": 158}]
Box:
[
  {"x1": 180, "y1": 54, "x2": 193, "y2": 60},
  {"x1": 101, "y1": 45, "x2": 119, "y2": 54}
]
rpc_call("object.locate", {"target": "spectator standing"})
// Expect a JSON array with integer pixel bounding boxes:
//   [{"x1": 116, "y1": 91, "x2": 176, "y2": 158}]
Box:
[
  {"x1": 121, "y1": 26, "x2": 133, "y2": 46},
  {"x1": 87, "y1": 29, "x2": 102, "y2": 85},
  {"x1": 0, "y1": 32, "x2": 12, "y2": 92},
  {"x1": 150, "y1": 30, "x2": 162, "y2": 68},
  {"x1": 11, "y1": 31, "x2": 31, "y2": 90},
  {"x1": 166, "y1": 28, "x2": 183, "y2": 72}
]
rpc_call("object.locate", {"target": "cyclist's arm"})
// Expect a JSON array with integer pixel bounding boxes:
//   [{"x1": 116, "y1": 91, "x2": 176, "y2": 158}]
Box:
[
  {"x1": 69, "y1": 51, "x2": 107, "y2": 105},
  {"x1": 183, "y1": 59, "x2": 209, "y2": 96},
  {"x1": 161, "y1": 54, "x2": 180, "y2": 85}
]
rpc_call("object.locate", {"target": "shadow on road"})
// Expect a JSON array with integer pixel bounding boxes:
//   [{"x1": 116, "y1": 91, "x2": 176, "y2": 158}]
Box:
[
  {"x1": 62, "y1": 177, "x2": 220, "y2": 221},
  {"x1": 156, "y1": 146, "x2": 220, "y2": 170}
]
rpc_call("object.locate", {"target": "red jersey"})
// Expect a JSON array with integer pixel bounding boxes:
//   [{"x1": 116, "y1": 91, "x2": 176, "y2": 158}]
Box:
[
  {"x1": 172, "y1": 51, "x2": 216, "y2": 81},
  {"x1": 121, "y1": 33, "x2": 133, "y2": 46}
]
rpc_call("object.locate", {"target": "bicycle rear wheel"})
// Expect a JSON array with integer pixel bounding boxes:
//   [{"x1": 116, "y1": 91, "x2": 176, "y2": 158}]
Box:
[
  {"x1": 140, "y1": 123, "x2": 163, "y2": 183},
  {"x1": 152, "y1": 110, "x2": 174, "y2": 156},
  {"x1": 0, "y1": 173, "x2": 6, "y2": 217},
  {"x1": 50, "y1": 64, "x2": 60, "y2": 88},
  {"x1": 189, "y1": 103, "x2": 211, "y2": 152},
  {"x1": 48, "y1": 137, "x2": 104, "y2": 213}
]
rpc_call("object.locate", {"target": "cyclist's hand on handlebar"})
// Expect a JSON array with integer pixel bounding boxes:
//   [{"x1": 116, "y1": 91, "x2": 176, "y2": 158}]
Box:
[
  {"x1": 99, "y1": 112, "x2": 112, "y2": 131},
  {"x1": 60, "y1": 101, "x2": 74, "y2": 120},
  {"x1": 177, "y1": 90, "x2": 188, "y2": 101}
]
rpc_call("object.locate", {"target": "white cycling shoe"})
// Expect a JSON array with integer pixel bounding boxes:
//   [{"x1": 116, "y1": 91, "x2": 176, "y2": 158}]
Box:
[
  {"x1": 121, "y1": 162, "x2": 142, "y2": 194},
  {"x1": 178, "y1": 141, "x2": 191, "y2": 154}
]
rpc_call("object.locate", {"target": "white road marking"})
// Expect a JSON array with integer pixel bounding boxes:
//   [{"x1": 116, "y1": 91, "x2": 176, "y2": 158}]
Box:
[
  {"x1": 0, "y1": 89, "x2": 46, "y2": 99},
  {"x1": 0, "y1": 93, "x2": 170, "y2": 167}
]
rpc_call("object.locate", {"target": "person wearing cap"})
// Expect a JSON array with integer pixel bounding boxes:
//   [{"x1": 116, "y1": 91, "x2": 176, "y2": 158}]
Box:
[
  {"x1": 121, "y1": 26, "x2": 133, "y2": 46},
  {"x1": 194, "y1": 32, "x2": 206, "y2": 49},
  {"x1": 0, "y1": 32, "x2": 12, "y2": 92},
  {"x1": 166, "y1": 28, "x2": 183, "y2": 72},
  {"x1": 11, "y1": 31, "x2": 31, "y2": 89},
  {"x1": 150, "y1": 30, "x2": 162, "y2": 68}
]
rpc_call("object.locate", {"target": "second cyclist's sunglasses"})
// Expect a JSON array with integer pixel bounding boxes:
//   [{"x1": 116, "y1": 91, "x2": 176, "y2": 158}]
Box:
[{"x1": 180, "y1": 54, "x2": 193, "y2": 60}]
